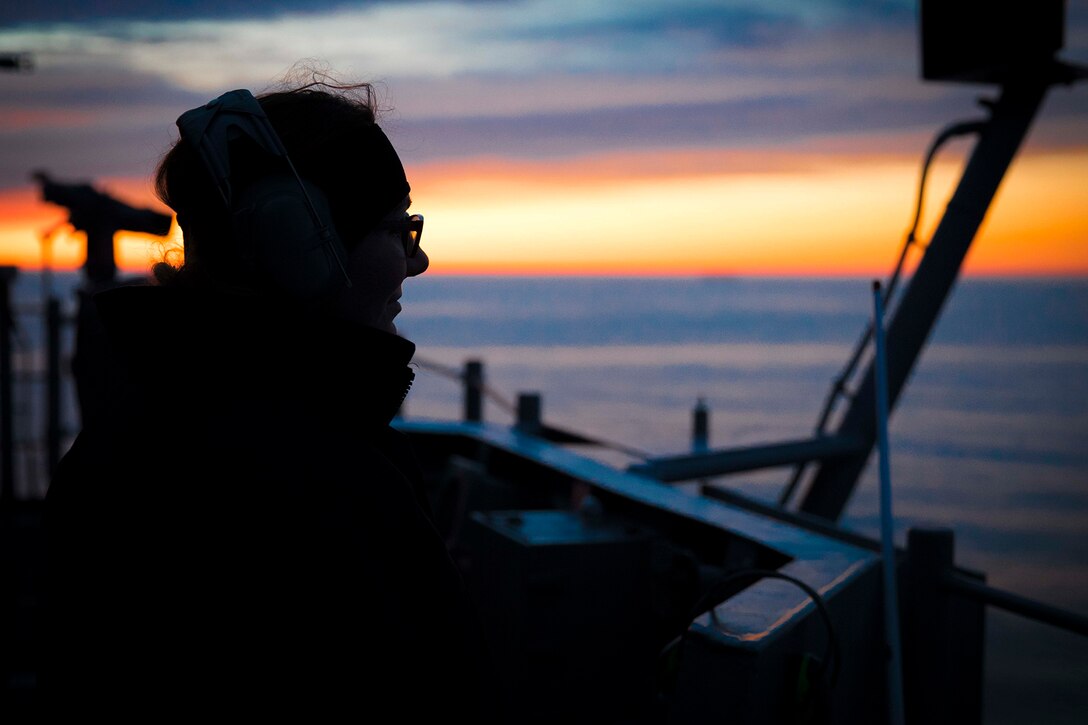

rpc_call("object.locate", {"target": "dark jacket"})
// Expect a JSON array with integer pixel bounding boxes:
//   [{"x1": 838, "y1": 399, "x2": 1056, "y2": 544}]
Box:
[{"x1": 43, "y1": 285, "x2": 493, "y2": 720}]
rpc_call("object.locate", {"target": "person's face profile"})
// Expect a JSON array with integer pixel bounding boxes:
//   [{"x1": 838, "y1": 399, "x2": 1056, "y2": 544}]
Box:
[{"x1": 332, "y1": 195, "x2": 428, "y2": 333}]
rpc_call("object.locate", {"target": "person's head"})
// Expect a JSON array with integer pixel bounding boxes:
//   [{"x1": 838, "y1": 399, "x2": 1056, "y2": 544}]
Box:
[{"x1": 153, "y1": 79, "x2": 427, "y2": 333}]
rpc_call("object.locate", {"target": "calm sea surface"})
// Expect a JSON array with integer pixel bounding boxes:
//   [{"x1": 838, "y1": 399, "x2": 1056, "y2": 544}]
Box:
[{"x1": 10, "y1": 271, "x2": 1088, "y2": 723}]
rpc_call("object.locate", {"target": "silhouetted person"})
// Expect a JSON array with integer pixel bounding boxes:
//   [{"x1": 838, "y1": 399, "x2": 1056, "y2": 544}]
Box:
[
  {"x1": 32, "y1": 171, "x2": 173, "y2": 429},
  {"x1": 42, "y1": 81, "x2": 495, "y2": 721}
]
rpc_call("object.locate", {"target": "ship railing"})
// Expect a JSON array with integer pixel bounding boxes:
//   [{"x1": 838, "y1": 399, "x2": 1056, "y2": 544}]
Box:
[
  {"x1": 627, "y1": 435, "x2": 867, "y2": 482},
  {"x1": 409, "y1": 354, "x2": 1088, "y2": 657},
  {"x1": 0, "y1": 268, "x2": 76, "y2": 504},
  {"x1": 411, "y1": 354, "x2": 654, "y2": 460},
  {"x1": 943, "y1": 569, "x2": 1088, "y2": 639}
]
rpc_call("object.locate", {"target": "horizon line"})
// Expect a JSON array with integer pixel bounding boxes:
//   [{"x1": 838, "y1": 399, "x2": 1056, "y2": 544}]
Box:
[{"x1": 6, "y1": 264, "x2": 1087, "y2": 281}]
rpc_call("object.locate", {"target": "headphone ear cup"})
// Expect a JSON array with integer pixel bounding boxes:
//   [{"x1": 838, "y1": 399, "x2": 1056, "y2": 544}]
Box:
[{"x1": 231, "y1": 174, "x2": 349, "y2": 304}]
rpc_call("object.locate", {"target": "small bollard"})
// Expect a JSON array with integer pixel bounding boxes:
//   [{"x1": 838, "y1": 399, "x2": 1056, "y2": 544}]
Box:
[
  {"x1": 904, "y1": 527, "x2": 983, "y2": 725},
  {"x1": 692, "y1": 397, "x2": 709, "y2": 453},
  {"x1": 464, "y1": 359, "x2": 484, "y2": 423},
  {"x1": 516, "y1": 392, "x2": 542, "y2": 435}
]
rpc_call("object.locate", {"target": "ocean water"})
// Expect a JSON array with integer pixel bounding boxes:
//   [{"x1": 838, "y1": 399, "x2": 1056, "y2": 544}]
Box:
[
  {"x1": 398, "y1": 275, "x2": 1088, "y2": 724},
  {"x1": 7, "y1": 271, "x2": 1087, "y2": 722}
]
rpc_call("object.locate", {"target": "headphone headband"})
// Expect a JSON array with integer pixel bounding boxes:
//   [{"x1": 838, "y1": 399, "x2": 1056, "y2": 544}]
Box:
[
  {"x1": 177, "y1": 89, "x2": 289, "y2": 208},
  {"x1": 174, "y1": 89, "x2": 352, "y2": 302}
]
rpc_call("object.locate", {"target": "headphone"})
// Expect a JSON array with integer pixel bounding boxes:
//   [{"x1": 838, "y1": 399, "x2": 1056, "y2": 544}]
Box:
[{"x1": 176, "y1": 89, "x2": 351, "y2": 303}]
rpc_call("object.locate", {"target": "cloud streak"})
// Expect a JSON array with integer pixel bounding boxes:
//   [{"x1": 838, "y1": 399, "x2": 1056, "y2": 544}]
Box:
[
  {"x1": 0, "y1": 1, "x2": 1084, "y2": 191},
  {"x1": 7, "y1": 1, "x2": 822, "y2": 89}
]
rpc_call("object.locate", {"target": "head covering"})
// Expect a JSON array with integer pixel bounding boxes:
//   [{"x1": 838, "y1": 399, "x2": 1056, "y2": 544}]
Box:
[
  {"x1": 160, "y1": 88, "x2": 412, "y2": 286},
  {"x1": 328, "y1": 123, "x2": 410, "y2": 246}
]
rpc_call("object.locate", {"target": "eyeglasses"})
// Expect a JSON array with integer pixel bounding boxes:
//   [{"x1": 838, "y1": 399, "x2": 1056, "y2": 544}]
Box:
[{"x1": 375, "y1": 213, "x2": 424, "y2": 257}]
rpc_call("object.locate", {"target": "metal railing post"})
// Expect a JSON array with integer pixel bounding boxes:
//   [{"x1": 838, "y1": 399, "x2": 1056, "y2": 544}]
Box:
[
  {"x1": 516, "y1": 392, "x2": 542, "y2": 435},
  {"x1": 0, "y1": 266, "x2": 16, "y2": 504},
  {"x1": 692, "y1": 398, "x2": 709, "y2": 453},
  {"x1": 46, "y1": 296, "x2": 62, "y2": 477},
  {"x1": 464, "y1": 359, "x2": 483, "y2": 423},
  {"x1": 903, "y1": 528, "x2": 984, "y2": 725}
]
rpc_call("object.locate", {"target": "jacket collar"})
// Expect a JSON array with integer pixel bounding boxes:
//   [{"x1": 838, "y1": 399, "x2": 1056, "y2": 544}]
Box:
[{"x1": 95, "y1": 284, "x2": 416, "y2": 429}]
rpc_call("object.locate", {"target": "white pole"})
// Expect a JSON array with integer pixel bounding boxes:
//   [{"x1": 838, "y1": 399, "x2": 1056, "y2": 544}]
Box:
[{"x1": 873, "y1": 280, "x2": 906, "y2": 725}]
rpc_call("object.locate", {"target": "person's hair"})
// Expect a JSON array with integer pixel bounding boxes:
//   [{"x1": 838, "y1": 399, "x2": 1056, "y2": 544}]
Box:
[{"x1": 152, "y1": 76, "x2": 392, "y2": 289}]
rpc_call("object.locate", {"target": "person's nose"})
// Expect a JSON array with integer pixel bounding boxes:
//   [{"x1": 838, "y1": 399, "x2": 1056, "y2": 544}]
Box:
[{"x1": 407, "y1": 246, "x2": 429, "y2": 277}]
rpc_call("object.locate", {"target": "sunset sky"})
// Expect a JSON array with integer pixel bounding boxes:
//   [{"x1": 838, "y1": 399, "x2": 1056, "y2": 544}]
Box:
[{"x1": 1, "y1": 1, "x2": 1086, "y2": 277}]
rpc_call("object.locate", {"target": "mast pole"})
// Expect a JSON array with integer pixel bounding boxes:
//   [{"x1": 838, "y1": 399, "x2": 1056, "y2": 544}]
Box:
[{"x1": 799, "y1": 77, "x2": 1051, "y2": 521}]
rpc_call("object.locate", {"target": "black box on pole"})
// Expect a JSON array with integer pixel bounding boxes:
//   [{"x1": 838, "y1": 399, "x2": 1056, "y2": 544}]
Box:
[{"x1": 920, "y1": 0, "x2": 1065, "y2": 83}]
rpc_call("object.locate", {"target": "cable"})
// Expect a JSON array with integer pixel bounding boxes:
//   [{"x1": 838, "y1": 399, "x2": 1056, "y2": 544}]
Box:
[
  {"x1": 657, "y1": 567, "x2": 842, "y2": 719},
  {"x1": 412, "y1": 355, "x2": 518, "y2": 413},
  {"x1": 779, "y1": 116, "x2": 988, "y2": 507},
  {"x1": 411, "y1": 354, "x2": 654, "y2": 459},
  {"x1": 705, "y1": 569, "x2": 838, "y2": 687}
]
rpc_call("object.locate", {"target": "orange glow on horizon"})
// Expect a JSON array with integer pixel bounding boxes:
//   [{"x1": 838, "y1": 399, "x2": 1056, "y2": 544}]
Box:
[
  {"x1": 0, "y1": 179, "x2": 179, "y2": 272},
  {"x1": 407, "y1": 145, "x2": 1088, "y2": 277},
  {"x1": 1, "y1": 145, "x2": 1085, "y2": 277}
]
